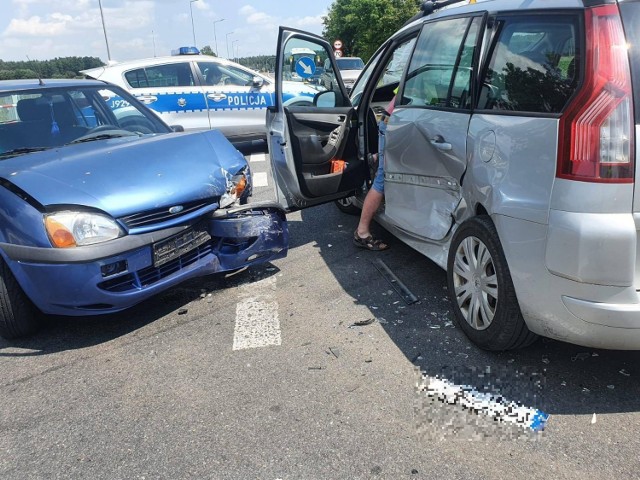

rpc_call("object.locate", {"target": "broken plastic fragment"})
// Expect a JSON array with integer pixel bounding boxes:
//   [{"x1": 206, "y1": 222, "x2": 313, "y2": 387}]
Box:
[
  {"x1": 619, "y1": 369, "x2": 631, "y2": 376},
  {"x1": 571, "y1": 352, "x2": 590, "y2": 361},
  {"x1": 591, "y1": 413, "x2": 597, "y2": 424},
  {"x1": 350, "y1": 318, "x2": 376, "y2": 327}
]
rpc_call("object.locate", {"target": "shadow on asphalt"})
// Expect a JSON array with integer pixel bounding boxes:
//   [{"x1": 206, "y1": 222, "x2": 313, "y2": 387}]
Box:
[
  {"x1": 290, "y1": 204, "x2": 640, "y2": 417},
  {"x1": 0, "y1": 266, "x2": 280, "y2": 357},
  {"x1": 1, "y1": 195, "x2": 638, "y2": 417}
]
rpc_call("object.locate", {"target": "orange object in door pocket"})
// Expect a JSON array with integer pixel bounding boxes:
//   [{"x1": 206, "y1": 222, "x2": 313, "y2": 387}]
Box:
[{"x1": 330, "y1": 160, "x2": 346, "y2": 173}]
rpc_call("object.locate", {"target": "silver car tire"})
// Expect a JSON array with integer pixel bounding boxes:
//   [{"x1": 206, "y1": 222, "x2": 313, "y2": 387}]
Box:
[
  {"x1": 0, "y1": 258, "x2": 40, "y2": 339},
  {"x1": 335, "y1": 196, "x2": 360, "y2": 215},
  {"x1": 446, "y1": 216, "x2": 537, "y2": 350}
]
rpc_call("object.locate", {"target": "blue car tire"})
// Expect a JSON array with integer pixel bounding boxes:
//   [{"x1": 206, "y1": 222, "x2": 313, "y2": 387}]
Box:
[{"x1": 0, "y1": 258, "x2": 40, "y2": 339}]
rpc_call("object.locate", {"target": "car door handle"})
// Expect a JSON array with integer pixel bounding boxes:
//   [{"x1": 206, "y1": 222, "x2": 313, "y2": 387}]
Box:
[
  {"x1": 430, "y1": 135, "x2": 452, "y2": 151},
  {"x1": 207, "y1": 93, "x2": 227, "y2": 103},
  {"x1": 136, "y1": 95, "x2": 158, "y2": 105}
]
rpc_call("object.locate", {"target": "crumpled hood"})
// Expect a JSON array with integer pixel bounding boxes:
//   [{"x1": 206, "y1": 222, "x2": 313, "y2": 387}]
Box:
[{"x1": 0, "y1": 130, "x2": 247, "y2": 218}]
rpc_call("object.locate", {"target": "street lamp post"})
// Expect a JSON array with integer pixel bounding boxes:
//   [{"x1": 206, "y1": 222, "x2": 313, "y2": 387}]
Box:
[
  {"x1": 189, "y1": 0, "x2": 199, "y2": 46},
  {"x1": 232, "y1": 40, "x2": 239, "y2": 62},
  {"x1": 225, "y1": 32, "x2": 234, "y2": 59},
  {"x1": 213, "y1": 18, "x2": 225, "y2": 57},
  {"x1": 98, "y1": 0, "x2": 112, "y2": 62}
]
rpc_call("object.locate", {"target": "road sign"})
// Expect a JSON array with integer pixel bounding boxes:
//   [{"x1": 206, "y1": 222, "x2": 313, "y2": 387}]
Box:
[
  {"x1": 295, "y1": 56, "x2": 316, "y2": 79},
  {"x1": 334, "y1": 49, "x2": 343, "y2": 58},
  {"x1": 333, "y1": 40, "x2": 343, "y2": 50}
]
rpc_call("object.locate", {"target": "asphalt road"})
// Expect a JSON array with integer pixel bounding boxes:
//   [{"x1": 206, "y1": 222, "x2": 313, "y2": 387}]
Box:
[{"x1": 1, "y1": 142, "x2": 639, "y2": 479}]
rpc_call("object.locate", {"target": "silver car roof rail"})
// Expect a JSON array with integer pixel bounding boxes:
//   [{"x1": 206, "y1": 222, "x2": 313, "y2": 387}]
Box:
[{"x1": 404, "y1": 0, "x2": 474, "y2": 25}]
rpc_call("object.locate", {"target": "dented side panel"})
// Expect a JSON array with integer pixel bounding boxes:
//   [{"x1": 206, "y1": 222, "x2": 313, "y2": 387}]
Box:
[
  {"x1": 383, "y1": 107, "x2": 470, "y2": 241},
  {"x1": 466, "y1": 114, "x2": 558, "y2": 225}
]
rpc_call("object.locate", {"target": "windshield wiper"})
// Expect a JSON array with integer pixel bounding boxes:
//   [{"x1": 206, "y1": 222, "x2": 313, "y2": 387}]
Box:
[
  {"x1": 67, "y1": 132, "x2": 139, "y2": 145},
  {"x1": 0, "y1": 147, "x2": 51, "y2": 159}
]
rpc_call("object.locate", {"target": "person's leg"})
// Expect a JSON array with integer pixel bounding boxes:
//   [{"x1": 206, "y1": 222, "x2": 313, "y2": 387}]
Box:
[
  {"x1": 355, "y1": 117, "x2": 388, "y2": 247},
  {"x1": 356, "y1": 188, "x2": 383, "y2": 238}
]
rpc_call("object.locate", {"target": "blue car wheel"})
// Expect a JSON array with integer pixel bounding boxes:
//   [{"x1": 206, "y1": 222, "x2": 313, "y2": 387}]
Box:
[{"x1": 0, "y1": 258, "x2": 40, "y2": 339}]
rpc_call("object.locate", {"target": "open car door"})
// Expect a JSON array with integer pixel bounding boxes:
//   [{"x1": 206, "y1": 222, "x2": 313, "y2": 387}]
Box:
[{"x1": 267, "y1": 27, "x2": 365, "y2": 212}]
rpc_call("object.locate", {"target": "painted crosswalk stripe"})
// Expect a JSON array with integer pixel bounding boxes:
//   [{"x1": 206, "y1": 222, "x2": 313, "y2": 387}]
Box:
[
  {"x1": 233, "y1": 276, "x2": 281, "y2": 350},
  {"x1": 252, "y1": 171, "x2": 268, "y2": 187},
  {"x1": 250, "y1": 153, "x2": 266, "y2": 162}
]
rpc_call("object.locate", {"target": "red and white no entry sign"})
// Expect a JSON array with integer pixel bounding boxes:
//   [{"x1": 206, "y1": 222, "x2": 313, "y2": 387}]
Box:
[{"x1": 333, "y1": 39, "x2": 343, "y2": 50}]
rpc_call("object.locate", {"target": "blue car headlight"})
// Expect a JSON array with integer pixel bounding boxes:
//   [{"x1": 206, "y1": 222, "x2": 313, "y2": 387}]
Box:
[
  {"x1": 45, "y1": 211, "x2": 123, "y2": 248},
  {"x1": 219, "y1": 170, "x2": 249, "y2": 208}
]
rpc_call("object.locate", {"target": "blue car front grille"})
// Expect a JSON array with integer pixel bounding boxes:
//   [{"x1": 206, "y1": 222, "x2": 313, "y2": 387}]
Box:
[
  {"x1": 98, "y1": 242, "x2": 213, "y2": 293},
  {"x1": 119, "y1": 199, "x2": 215, "y2": 229}
]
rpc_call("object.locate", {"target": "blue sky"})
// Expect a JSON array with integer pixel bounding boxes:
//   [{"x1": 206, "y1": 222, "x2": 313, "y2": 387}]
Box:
[{"x1": 1, "y1": 0, "x2": 334, "y2": 62}]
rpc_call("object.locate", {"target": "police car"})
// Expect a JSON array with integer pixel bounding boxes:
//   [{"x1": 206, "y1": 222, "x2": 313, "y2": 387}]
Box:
[{"x1": 81, "y1": 47, "x2": 322, "y2": 142}]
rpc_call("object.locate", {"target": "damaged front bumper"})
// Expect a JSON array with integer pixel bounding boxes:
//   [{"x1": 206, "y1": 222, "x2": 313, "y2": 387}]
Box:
[{"x1": 1, "y1": 203, "x2": 288, "y2": 316}]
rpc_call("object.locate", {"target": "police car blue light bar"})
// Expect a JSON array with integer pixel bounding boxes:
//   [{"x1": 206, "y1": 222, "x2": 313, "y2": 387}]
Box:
[
  {"x1": 418, "y1": 375, "x2": 549, "y2": 432},
  {"x1": 172, "y1": 46, "x2": 200, "y2": 56}
]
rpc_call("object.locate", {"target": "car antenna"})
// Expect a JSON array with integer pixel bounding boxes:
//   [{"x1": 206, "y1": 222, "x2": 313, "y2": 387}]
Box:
[{"x1": 26, "y1": 55, "x2": 44, "y2": 85}]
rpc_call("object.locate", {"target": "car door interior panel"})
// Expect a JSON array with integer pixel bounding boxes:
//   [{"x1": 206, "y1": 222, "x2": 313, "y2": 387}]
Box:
[{"x1": 283, "y1": 107, "x2": 362, "y2": 198}]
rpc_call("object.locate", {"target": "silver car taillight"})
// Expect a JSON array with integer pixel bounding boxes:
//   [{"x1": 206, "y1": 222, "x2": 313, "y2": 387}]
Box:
[{"x1": 557, "y1": 4, "x2": 634, "y2": 183}]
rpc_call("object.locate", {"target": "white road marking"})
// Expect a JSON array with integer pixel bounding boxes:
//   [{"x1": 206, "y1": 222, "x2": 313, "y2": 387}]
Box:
[
  {"x1": 252, "y1": 171, "x2": 268, "y2": 187},
  {"x1": 249, "y1": 153, "x2": 266, "y2": 162},
  {"x1": 233, "y1": 276, "x2": 281, "y2": 350}
]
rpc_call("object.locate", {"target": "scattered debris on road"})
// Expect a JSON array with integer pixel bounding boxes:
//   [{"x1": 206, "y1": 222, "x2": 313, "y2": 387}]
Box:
[{"x1": 350, "y1": 318, "x2": 376, "y2": 327}]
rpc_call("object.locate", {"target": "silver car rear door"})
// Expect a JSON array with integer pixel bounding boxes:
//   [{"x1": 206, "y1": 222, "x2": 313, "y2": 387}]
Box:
[{"x1": 383, "y1": 15, "x2": 484, "y2": 241}]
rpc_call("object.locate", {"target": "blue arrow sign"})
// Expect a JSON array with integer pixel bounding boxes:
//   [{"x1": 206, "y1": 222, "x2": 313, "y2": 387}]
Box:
[{"x1": 295, "y1": 56, "x2": 316, "y2": 79}]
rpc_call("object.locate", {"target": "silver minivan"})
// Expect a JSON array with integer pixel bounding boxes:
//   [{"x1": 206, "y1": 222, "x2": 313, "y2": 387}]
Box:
[{"x1": 267, "y1": 0, "x2": 640, "y2": 350}]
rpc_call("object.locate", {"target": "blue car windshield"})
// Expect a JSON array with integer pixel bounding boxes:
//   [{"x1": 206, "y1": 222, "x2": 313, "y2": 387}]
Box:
[{"x1": 0, "y1": 85, "x2": 171, "y2": 156}]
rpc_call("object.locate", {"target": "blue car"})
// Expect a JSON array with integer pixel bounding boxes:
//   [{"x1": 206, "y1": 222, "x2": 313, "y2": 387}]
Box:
[{"x1": 0, "y1": 79, "x2": 288, "y2": 339}]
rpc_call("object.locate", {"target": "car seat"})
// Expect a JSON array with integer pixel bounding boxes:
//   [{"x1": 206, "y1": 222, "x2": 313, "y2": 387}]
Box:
[
  {"x1": 205, "y1": 66, "x2": 223, "y2": 86},
  {"x1": 16, "y1": 98, "x2": 54, "y2": 147}
]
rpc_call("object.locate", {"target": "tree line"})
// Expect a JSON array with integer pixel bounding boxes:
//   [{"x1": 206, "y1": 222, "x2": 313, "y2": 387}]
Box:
[
  {"x1": 0, "y1": 57, "x2": 104, "y2": 80},
  {"x1": 0, "y1": 0, "x2": 421, "y2": 79}
]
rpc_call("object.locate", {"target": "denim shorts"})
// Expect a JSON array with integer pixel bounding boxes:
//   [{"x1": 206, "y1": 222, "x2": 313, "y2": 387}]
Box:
[{"x1": 371, "y1": 118, "x2": 387, "y2": 194}]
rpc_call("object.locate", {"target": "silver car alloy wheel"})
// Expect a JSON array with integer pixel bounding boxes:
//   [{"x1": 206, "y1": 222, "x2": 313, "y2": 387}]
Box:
[
  {"x1": 452, "y1": 236, "x2": 498, "y2": 331},
  {"x1": 337, "y1": 197, "x2": 355, "y2": 208}
]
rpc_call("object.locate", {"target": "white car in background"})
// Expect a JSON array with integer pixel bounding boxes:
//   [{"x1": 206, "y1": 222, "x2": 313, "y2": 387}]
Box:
[
  {"x1": 82, "y1": 47, "x2": 322, "y2": 142},
  {"x1": 322, "y1": 56, "x2": 364, "y2": 92}
]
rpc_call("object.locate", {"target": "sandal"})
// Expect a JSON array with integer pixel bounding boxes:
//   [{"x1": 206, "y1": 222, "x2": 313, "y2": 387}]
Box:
[{"x1": 353, "y1": 231, "x2": 390, "y2": 251}]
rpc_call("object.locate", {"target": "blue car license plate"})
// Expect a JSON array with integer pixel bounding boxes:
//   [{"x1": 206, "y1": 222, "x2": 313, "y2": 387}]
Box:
[{"x1": 153, "y1": 225, "x2": 211, "y2": 267}]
